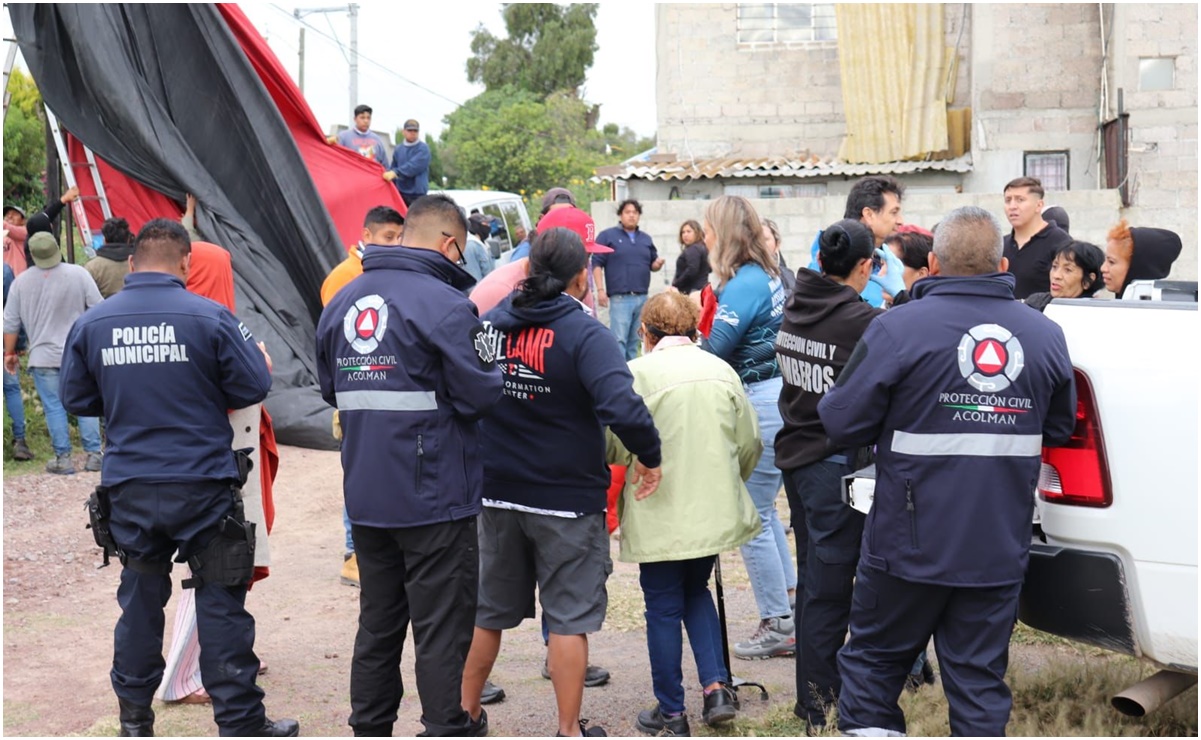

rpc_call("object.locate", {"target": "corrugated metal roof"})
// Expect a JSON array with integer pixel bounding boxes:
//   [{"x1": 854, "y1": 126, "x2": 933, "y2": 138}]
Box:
[{"x1": 595, "y1": 153, "x2": 972, "y2": 182}]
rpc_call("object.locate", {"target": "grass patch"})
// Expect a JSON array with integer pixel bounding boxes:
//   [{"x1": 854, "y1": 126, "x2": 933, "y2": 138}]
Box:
[
  {"x1": 1012, "y1": 621, "x2": 1073, "y2": 647},
  {"x1": 3, "y1": 356, "x2": 94, "y2": 475},
  {"x1": 2, "y1": 699, "x2": 40, "y2": 731},
  {"x1": 720, "y1": 653, "x2": 1198, "y2": 737}
]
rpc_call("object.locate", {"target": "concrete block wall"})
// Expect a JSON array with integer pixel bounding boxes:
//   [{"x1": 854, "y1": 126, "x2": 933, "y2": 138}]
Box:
[
  {"x1": 1110, "y1": 3, "x2": 1198, "y2": 280},
  {"x1": 655, "y1": 4, "x2": 844, "y2": 159},
  {"x1": 655, "y1": 5, "x2": 971, "y2": 160},
  {"x1": 962, "y1": 3, "x2": 1105, "y2": 196}
]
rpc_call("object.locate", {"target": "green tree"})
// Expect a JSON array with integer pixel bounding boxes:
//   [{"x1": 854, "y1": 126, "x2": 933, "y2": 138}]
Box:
[
  {"x1": 424, "y1": 133, "x2": 446, "y2": 190},
  {"x1": 440, "y1": 86, "x2": 606, "y2": 196},
  {"x1": 467, "y1": 4, "x2": 598, "y2": 98},
  {"x1": 3, "y1": 69, "x2": 47, "y2": 213},
  {"x1": 601, "y1": 122, "x2": 655, "y2": 159}
]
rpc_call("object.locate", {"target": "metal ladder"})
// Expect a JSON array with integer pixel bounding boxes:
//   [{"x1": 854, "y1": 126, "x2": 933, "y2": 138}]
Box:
[
  {"x1": 44, "y1": 105, "x2": 112, "y2": 256},
  {"x1": 5, "y1": 38, "x2": 112, "y2": 257},
  {"x1": 2, "y1": 39, "x2": 18, "y2": 120}
]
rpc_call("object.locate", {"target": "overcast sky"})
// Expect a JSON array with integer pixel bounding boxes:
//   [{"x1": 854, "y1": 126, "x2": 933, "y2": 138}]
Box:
[{"x1": 2, "y1": 3, "x2": 658, "y2": 142}]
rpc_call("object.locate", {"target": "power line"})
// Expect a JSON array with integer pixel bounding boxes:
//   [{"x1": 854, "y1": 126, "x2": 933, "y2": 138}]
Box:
[
  {"x1": 267, "y1": 4, "x2": 463, "y2": 109},
  {"x1": 323, "y1": 13, "x2": 350, "y2": 66}
]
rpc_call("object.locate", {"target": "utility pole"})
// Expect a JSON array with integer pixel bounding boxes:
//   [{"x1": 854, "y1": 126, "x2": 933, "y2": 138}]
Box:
[
  {"x1": 348, "y1": 3, "x2": 358, "y2": 124},
  {"x1": 293, "y1": 4, "x2": 359, "y2": 120},
  {"x1": 294, "y1": 9, "x2": 305, "y2": 93}
]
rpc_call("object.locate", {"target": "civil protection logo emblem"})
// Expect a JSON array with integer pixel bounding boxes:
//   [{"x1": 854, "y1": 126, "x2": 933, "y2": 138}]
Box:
[
  {"x1": 956, "y1": 324, "x2": 1024, "y2": 392},
  {"x1": 343, "y1": 295, "x2": 389, "y2": 355}
]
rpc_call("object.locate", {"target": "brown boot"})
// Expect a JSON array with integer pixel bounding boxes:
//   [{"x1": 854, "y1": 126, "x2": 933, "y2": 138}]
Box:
[{"x1": 341, "y1": 552, "x2": 360, "y2": 587}]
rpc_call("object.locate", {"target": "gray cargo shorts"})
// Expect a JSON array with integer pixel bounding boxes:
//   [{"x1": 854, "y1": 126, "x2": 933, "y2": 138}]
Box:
[{"x1": 475, "y1": 507, "x2": 612, "y2": 635}]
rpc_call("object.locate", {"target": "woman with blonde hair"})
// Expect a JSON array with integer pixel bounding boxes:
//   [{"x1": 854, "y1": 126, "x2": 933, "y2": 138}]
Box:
[
  {"x1": 701, "y1": 195, "x2": 797, "y2": 660},
  {"x1": 611, "y1": 291, "x2": 762, "y2": 736}
]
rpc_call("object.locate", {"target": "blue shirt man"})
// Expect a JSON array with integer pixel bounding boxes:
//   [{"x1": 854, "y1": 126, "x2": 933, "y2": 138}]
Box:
[
  {"x1": 385, "y1": 119, "x2": 431, "y2": 207},
  {"x1": 591, "y1": 199, "x2": 664, "y2": 360},
  {"x1": 808, "y1": 175, "x2": 907, "y2": 308}
]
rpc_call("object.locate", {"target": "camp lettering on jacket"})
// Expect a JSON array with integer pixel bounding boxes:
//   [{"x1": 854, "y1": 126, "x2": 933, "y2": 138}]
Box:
[
  {"x1": 101, "y1": 324, "x2": 190, "y2": 366},
  {"x1": 504, "y1": 327, "x2": 555, "y2": 376},
  {"x1": 776, "y1": 329, "x2": 836, "y2": 394}
]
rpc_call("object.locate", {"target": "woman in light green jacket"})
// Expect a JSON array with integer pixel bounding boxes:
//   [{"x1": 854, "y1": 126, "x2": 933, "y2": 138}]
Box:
[{"x1": 606, "y1": 291, "x2": 762, "y2": 737}]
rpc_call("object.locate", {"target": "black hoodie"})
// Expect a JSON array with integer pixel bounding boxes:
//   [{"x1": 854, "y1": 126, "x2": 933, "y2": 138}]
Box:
[
  {"x1": 480, "y1": 293, "x2": 661, "y2": 513},
  {"x1": 1120, "y1": 227, "x2": 1183, "y2": 297},
  {"x1": 774, "y1": 268, "x2": 883, "y2": 470},
  {"x1": 95, "y1": 242, "x2": 135, "y2": 261}
]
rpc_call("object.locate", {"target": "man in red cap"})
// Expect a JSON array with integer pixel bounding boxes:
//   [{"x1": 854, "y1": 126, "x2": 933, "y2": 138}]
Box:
[{"x1": 471, "y1": 205, "x2": 612, "y2": 316}]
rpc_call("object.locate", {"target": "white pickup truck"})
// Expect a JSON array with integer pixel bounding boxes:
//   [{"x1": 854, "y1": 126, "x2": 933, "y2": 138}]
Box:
[{"x1": 1020, "y1": 288, "x2": 1197, "y2": 675}]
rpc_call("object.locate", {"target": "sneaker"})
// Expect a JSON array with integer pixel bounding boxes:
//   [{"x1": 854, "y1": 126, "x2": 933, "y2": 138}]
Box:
[
  {"x1": 542, "y1": 660, "x2": 611, "y2": 687},
  {"x1": 341, "y1": 552, "x2": 360, "y2": 587},
  {"x1": 557, "y1": 719, "x2": 606, "y2": 737},
  {"x1": 85, "y1": 451, "x2": 103, "y2": 472},
  {"x1": 702, "y1": 686, "x2": 737, "y2": 727},
  {"x1": 635, "y1": 705, "x2": 690, "y2": 736},
  {"x1": 733, "y1": 615, "x2": 795, "y2": 660},
  {"x1": 481, "y1": 680, "x2": 506, "y2": 705},
  {"x1": 45, "y1": 453, "x2": 75, "y2": 475},
  {"x1": 12, "y1": 438, "x2": 33, "y2": 461}
]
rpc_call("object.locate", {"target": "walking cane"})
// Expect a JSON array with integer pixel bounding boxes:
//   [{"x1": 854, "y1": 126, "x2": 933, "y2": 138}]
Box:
[{"x1": 713, "y1": 554, "x2": 769, "y2": 702}]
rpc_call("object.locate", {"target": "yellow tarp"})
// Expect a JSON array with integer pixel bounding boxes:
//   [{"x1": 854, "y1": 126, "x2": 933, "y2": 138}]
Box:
[{"x1": 836, "y1": 4, "x2": 952, "y2": 163}]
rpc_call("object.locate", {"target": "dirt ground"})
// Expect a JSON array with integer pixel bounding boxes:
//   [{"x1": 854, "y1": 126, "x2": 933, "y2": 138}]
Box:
[{"x1": 0, "y1": 444, "x2": 1137, "y2": 737}]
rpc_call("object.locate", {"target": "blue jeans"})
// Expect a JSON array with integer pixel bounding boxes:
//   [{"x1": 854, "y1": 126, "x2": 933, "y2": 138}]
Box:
[
  {"x1": 31, "y1": 366, "x2": 100, "y2": 456},
  {"x1": 739, "y1": 376, "x2": 796, "y2": 620},
  {"x1": 343, "y1": 505, "x2": 355, "y2": 554},
  {"x1": 640, "y1": 557, "x2": 727, "y2": 715},
  {"x1": 607, "y1": 293, "x2": 647, "y2": 361},
  {"x1": 4, "y1": 368, "x2": 26, "y2": 439}
]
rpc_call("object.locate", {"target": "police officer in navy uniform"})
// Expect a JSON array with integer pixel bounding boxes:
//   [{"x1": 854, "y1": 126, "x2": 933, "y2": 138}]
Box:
[
  {"x1": 816, "y1": 206, "x2": 1077, "y2": 736},
  {"x1": 316, "y1": 194, "x2": 503, "y2": 737},
  {"x1": 60, "y1": 220, "x2": 298, "y2": 737}
]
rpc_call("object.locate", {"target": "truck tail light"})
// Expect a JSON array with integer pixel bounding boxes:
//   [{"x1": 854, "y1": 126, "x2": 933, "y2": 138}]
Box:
[{"x1": 1039, "y1": 369, "x2": 1112, "y2": 507}]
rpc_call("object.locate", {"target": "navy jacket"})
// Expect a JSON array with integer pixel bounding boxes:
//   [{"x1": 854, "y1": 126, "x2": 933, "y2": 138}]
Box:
[
  {"x1": 316, "y1": 246, "x2": 503, "y2": 529},
  {"x1": 389, "y1": 140, "x2": 431, "y2": 196},
  {"x1": 480, "y1": 293, "x2": 661, "y2": 514},
  {"x1": 593, "y1": 226, "x2": 658, "y2": 294},
  {"x1": 817, "y1": 273, "x2": 1076, "y2": 587},
  {"x1": 59, "y1": 272, "x2": 272, "y2": 487}
]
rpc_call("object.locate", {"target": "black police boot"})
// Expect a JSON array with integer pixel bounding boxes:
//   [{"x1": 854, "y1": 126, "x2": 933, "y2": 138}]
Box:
[
  {"x1": 117, "y1": 698, "x2": 155, "y2": 737},
  {"x1": 259, "y1": 718, "x2": 300, "y2": 736}
]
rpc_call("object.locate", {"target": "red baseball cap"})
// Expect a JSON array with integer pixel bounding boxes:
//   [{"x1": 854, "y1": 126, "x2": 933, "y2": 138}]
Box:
[{"x1": 536, "y1": 206, "x2": 613, "y2": 254}]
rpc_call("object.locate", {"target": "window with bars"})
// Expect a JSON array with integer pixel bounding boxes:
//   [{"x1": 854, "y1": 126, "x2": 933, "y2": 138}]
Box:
[
  {"x1": 737, "y1": 4, "x2": 837, "y2": 44},
  {"x1": 1024, "y1": 151, "x2": 1070, "y2": 191}
]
